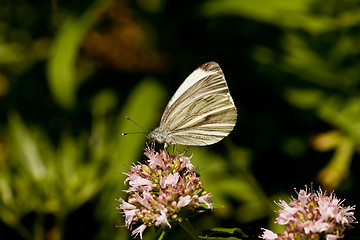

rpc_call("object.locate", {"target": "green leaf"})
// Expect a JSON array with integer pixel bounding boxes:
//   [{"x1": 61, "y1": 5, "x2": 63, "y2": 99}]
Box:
[
  {"x1": 205, "y1": 227, "x2": 245, "y2": 235},
  {"x1": 201, "y1": 227, "x2": 245, "y2": 240},
  {"x1": 46, "y1": 0, "x2": 113, "y2": 109},
  {"x1": 157, "y1": 228, "x2": 168, "y2": 240},
  {"x1": 201, "y1": 0, "x2": 360, "y2": 34}
]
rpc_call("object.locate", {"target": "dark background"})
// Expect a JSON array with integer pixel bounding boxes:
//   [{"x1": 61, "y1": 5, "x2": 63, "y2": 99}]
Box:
[{"x1": 1, "y1": 0, "x2": 360, "y2": 239}]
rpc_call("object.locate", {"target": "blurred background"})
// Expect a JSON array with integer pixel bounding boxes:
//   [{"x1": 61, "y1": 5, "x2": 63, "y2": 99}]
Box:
[{"x1": 1, "y1": 0, "x2": 360, "y2": 239}]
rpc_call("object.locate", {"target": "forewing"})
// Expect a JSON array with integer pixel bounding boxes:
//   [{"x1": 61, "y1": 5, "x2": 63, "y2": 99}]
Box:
[{"x1": 159, "y1": 62, "x2": 237, "y2": 146}]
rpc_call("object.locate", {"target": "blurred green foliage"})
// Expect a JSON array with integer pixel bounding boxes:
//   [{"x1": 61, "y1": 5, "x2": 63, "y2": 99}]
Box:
[
  {"x1": 1, "y1": 0, "x2": 360, "y2": 239},
  {"x1": 47, "y1": 0, "x2": 113, "y2": 109},
  {"x1": 1, "y1": 79, "x2": 167, "y2": 240}
]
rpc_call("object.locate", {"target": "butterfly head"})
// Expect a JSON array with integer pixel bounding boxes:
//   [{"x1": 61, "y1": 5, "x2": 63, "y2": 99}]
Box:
[{"x1": 147, "y1": 127, "x2": 173, "y2": 146}]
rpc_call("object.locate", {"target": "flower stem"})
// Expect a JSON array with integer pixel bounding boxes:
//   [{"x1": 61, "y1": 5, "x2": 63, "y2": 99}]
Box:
[{"x1": 178, "y1": 219, "x2": 201, "y2": 240}]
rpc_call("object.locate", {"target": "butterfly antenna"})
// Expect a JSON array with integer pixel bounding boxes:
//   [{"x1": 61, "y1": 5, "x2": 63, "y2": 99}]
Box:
[
  {"x1": 126, "y1": 116, "x2": 147, "y2": 130},
  {"x1": 122, "y1": 131, "x2": 147, "y2": 136},
  {"x1": 122, "y1": 116, "x2": 148, "y2": 136}
]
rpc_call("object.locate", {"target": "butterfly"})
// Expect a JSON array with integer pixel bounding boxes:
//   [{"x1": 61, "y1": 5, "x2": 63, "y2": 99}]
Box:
[{"x1": 147, "y1": 61, "x2": 237, "y2": 147}]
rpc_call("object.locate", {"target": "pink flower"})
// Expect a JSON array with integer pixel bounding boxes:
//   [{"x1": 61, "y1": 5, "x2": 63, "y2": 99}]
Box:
[
  {"x1": 199, "y1": 193, "x2": 213, "y2": 210},
  {"x1": 161, "y1": 172, "x2": 180, "y2": 188},
  {"x1": 275, "y1": 200, "x2": 298, "y2": 224},
  {"x1": 259, "y1": 228, "x2": 278, "y2": 240},
  {"x1": 131, "y1": 224, "x2": 146, "y2": 239},
  {"x1": 338, "y1": 205, "x2": 356, "y2": 225},
  {"x1": 302, "y1": 220, "x2": 328, "y2": 234},
  {"x1": 177, "y1": 195, "x2": 192, "y2": 208},
  {"x1": 128, "y1": 175, "x2": 153, "y2": 188},
  {"x1": 179, "y1": 154, "x2": 194, "y2": 171},
  {"x1": 155, "y1": 211, "x2": 171, "y2": 228},
  {"x1": 145, "y1": 150, "x2": 165, "y2": 169},
  {"x1": 118, "y1": 197, "x2": 136, "y2": 210},
  {"x1": 297, "y1": 189, "x2": 311, "y2": 206},
  {"x1": 325, "y1": 234, "x2": 339, "y2": 240},
  {"x1": 260, "y1": 186, "x2": 356, "y2": 240},
  {"x1": 117, "y1": 146, "x2": 213, "y2": 239},
  {"x1": 135, "y1": 193, "x2": 152, "y2": 209},
  {"x1": 123, "y1": 209, "x2": 139, "y2": 228}
]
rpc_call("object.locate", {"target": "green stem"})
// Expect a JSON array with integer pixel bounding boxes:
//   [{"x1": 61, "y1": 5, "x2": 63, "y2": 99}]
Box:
[
  {"x1": 178, "y1": 219, "x2": 201, "y2": 240},
  {"x1": 156, "y1": 229, "x2": 168, "y2": 240}
]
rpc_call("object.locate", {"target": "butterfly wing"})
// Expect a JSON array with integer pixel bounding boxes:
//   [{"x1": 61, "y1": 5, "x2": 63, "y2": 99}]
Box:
[{"x1": 159, "y1": 61, "x2": 237, "y2": 146}]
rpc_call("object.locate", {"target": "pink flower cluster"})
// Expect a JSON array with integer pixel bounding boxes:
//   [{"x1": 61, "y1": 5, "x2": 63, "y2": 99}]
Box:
[
  {"x1": 117, "y1": 147, "x2": 213, "y2": 239},
  {"x1": 260, "y1": 187, "x2": 356, "y2": 240}
]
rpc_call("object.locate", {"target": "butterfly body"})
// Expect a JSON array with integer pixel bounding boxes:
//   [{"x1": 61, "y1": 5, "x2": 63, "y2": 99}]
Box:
[
  {"x1": 147, "y1": 127, "x2": 173, "y2": 145},
  {"x1": 147, "y1": 61, "x2": 237, "y2": 147}
]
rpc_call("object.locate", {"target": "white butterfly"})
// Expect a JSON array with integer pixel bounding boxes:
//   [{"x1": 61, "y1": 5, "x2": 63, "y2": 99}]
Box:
[{"x1": 147, "y1": 61, "x2": 237, "y2": 147}]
